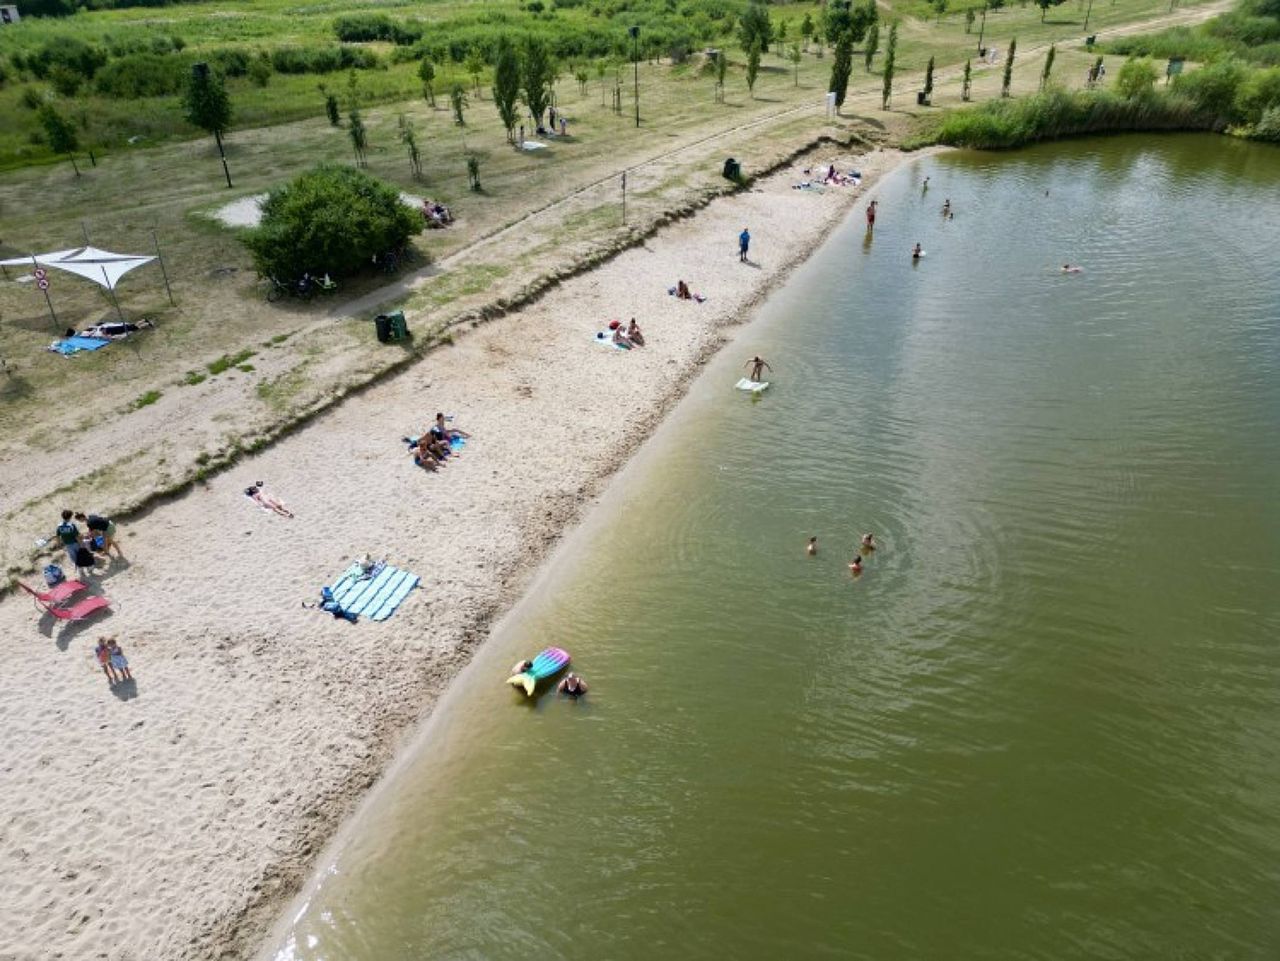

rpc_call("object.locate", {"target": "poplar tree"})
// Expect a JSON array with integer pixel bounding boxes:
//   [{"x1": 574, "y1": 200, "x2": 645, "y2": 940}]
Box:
[
  {"x1": 38, "y1": 103, "x2": 80, "y2": 174},
  {"x1": 1041, "y1": 43, "x2": 1056, "y2": 90},
  {"x1": 492, "y1": 38, "x2": 521, "y2": 141},
  {"x1": 1002, "y1": 37, "x2": 1017, "y2": 97},
  {"x1": 961, "y1": 58, "x2": 972, "y2": 101},
  {"x1": 881, "y1": 22, "x2": 898, "y2": 109},
  {"x1": 830, "y1": 31, "x2": 853, "y2": 108},
  {"x1": 923, "y1": 56, "x2": 935, "y2": 101},
  {"x1": 450, "y1": 83, "x2": 468, "y2": 125},
  {"x1": 746, "y1": 39, "x2": 761, "y2": 96},
  {"x1": 865, "y1": 22, "x2": 879, "y2": 72},
  {"x1": 520, "y1": 37, "x2": 554, "y2": 127},
  {"x1": 418, "y1": 59, "x2": 436, "y2": 107}
]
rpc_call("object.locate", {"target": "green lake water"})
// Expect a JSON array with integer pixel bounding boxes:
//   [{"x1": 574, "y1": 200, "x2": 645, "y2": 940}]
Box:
[{"x1": 268, "y1": 134, "x2": 1280, "y2": 961}]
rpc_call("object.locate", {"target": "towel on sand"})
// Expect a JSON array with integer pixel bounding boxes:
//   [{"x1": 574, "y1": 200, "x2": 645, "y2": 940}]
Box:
[
  {"x1": 328, "y1": 562, "x2": 419, "y2": 622},
  {"x1": 48, "y1": 336, "x2": 110, "y2": 356}
]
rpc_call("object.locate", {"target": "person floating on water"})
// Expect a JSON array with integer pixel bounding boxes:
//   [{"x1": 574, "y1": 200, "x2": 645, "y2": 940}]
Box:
[
  {"x1": 865, "y1": 200, "x2": 877, "y2": 229},
  {"x1": 745, "y1": 356, "x2": 772, "y2": 382},
  {"x1": 807, "y1": 536, "x2": 818, "y2": 556},
  {"x1": 1062, "y1": 264, "x2": 1083, "y2": 273},
  {"x1": 849, "y1": 556, "x2": 864, "y2": 576},
  {"x1": 558, "y1": 672, "x2": 588, "y2": 697},
  {"x1": 738, "y1": 227, "x2": 751, "y2": 263},
  {"x1": 912, "y1": 243, "x2": 924, "y2": 260},
  {"x1": 861, "y1": 533, "x2": 876, "y2": 551}
]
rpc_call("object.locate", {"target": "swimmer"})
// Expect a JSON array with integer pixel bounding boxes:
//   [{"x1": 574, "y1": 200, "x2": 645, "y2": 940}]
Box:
[
  {"x1": 745, "y1": 355, "x2": 772, "y2": 382},
  {"x1": 558, "y1": 672, "x2": 588, "y2": 697},
  {"x1": 1061, "y1": 264, "x2": 1083, "y2": 273},
  {"x1": 861, "y1": 533, "x2": 876, "y2": 551},
  {"x1": 848, "y1": 556, "x2": 864, "y2": 576},
  {"x1": 511, "y1": 659, "x2": 533, "y2": 676},
  {"x1": 942, "y1": 199, "x2": 951, "y2": 216},
  {"x1": 807, "y1": 536, "x2": 818, "y2": 556},
  {"x1": 911, "y1": 243, "x2": 924, "y2": 260}
]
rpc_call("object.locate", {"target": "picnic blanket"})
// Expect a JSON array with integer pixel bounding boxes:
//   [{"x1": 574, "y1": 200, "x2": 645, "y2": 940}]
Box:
[
  {"x1": 593, "y1": 331, "x2": 628, "y2": 350},
  {"x1": 48, "y1": 336, "x2": 110, "y2": 356},
  {"x1": 328, "y1": 561, "x2": 419, "y2": 621}
]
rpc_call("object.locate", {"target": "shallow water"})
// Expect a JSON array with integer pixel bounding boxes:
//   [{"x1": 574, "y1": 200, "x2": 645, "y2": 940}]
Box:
[{"x1": 269, "y1": 134, "x2": 1280, "y2": 961}]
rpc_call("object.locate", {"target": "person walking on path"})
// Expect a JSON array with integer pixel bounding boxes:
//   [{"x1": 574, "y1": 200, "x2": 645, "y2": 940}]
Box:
[
  {"x1": 738, "y1": 227, "x2": 751, "y2": 262},
  {"x1": 75, "y1": 512, "x2": 124, "y2": 559},
  {"x1": 95, "y1": 637, "x2": 119, "y2": 686}
]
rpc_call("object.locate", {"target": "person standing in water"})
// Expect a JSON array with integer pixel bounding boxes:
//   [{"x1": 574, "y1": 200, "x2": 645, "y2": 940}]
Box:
[
  {"x1": 942, "y1": 199, "x2": 951, "y2": 217},
  {"x1": 739, "y1": 227, "x2": 751, "y2": 262},
  {"x1": 807, "y1": 536, "x2": 818, "y2": 556},
  {"x1": 849, "y1": 556, "x2": 864, "y2": 577},
  {"x1": 558, "y1": 673, "x2": 588, "y2": 697},
  {"x1": 912, "y1": 243, "x2": 924, "y2": 260},
  {"x1": 865, "y1": 200, "x2": 877, "y2": 229},
  {"x1": 861, "y1": 533, "x2": 876, "y2": 551},
  {"x1": 745, "y1": 356, "x2": 772, "y2": 382}
]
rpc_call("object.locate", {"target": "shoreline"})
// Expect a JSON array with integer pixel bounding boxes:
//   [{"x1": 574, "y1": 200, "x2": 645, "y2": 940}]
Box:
[{"x1": 0, "y1": 144, "x2": 930, "y2": 961}]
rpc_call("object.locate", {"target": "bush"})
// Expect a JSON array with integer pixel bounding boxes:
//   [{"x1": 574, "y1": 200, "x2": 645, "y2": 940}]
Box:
[
  {"x1": 95, "y1": 52, "x2": 190, "y2": 98},
  {"x1": 248, "y1": 55, "x2": 272, "y2": 87},
  {"x1": 1251, "y1": 103, "x2": 1280, "y2": 138},
  {"x1": 333, "y1": 13, "x2": 424, "y2": 45},
  {"x1": 208, "y1": 47, "x2": 252, "y2": 78},
  {"x1": 28, "y1": 39, "x2": 108, "y2": 82},
  {"x1": 244, "y1": 165, "x2": 422, "y2": 280},
  {"x1": 1174, "y1": 58, "x2": 1249, "y2": 121},
  {"x1": 270, "y1": 45, "x2": 380, "y2": 74},
  {"x1": 1114, "y1": 57, "x2": 1160, "y2": 98},
  {"x1": 1235, "y1": 64, "x2": 1280, "y2": 121}
]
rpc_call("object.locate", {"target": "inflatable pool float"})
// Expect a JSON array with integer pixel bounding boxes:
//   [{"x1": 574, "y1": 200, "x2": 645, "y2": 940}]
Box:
[
  {"x1": 735, "y1": 378, "x2": 769, "y2": 392},
  {"x1": 508, "y1": 646, "x2": 571, "y2": 696}
]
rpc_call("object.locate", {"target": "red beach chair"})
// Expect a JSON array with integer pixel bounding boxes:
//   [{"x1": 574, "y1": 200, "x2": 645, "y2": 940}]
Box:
[{"x1": 17, "y1": 581, "x2": 111, "y2": 621}]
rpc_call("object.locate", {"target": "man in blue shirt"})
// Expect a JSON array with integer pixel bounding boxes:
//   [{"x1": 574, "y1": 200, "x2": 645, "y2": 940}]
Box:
[{"x1": 739, "y1": 227, "x2": 750, "y2": 263}]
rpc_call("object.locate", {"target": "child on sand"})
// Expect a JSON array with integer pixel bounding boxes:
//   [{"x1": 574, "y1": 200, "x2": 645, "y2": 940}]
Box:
[
  {"x1": 95, "y1": 637, "x2": 118, "y2": 685},
  {"x1": 108, "y1": 639, "x2": 132, "y2": 682},
  {"x1": 627, "y1": 319, "x2": 645, "y2": 347}
]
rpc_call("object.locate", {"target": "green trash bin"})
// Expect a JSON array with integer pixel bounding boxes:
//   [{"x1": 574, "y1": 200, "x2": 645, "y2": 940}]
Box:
[{"x1": 388, "y1": 311, "x2": 409, "y2": 341}]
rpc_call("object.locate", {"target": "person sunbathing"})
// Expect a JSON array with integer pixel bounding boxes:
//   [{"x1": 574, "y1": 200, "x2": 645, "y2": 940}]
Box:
[
  {"x1": 627, "y1": 319, "x2": 645, "y2": 347},
  {"x1": 612, "y1": 326, "x2": 633, "y2": 349},
  {"x1": 245, "y1": 481, "x2": 294, "y2": 517},
  {"x1": 80, "y1": 319, "x2": 153, "y2": 340}
]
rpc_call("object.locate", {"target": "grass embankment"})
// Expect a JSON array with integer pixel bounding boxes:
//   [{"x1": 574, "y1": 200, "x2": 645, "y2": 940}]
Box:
[{"x1": 915, "y1": 0, "x2": 1280, "y2": 147}]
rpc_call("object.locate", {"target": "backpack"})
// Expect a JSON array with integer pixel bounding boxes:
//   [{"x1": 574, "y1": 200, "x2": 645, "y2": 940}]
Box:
[{"x1": 44, "y1": 564, "x2": 65, "y2": 587}]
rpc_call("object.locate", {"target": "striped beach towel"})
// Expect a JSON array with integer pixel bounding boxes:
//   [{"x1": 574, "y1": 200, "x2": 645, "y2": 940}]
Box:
[{"x1": 328, "y1": 562, "x2": 419, "y2": 622}]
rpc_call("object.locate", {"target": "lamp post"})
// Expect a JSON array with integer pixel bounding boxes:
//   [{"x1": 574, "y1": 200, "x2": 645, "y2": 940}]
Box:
[{"x1": 629, "y1": 25, "x2": 640, "y2": 128}]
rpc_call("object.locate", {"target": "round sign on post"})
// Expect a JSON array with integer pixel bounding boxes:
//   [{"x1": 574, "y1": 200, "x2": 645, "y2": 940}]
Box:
[
  {"x1": 33, "y1": 267, "x2": 47, "y2": 280},
  {"x1": 37, "y1": 278, "x2": 50, "y2": 290}
]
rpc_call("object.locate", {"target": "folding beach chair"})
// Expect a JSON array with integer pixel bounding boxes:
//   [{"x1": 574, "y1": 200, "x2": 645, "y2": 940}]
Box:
[
  {"x1": 17, "y1": 581, "x2": 111, "y2": 622},
  {"x1": 18, "y1": 579, "x2": 89, "y2": 606}
]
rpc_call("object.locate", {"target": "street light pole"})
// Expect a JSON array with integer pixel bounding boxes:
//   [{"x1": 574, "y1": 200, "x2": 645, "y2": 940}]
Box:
[{"x1": 629, "y1": 25, "x2": 640, "y2": 128}]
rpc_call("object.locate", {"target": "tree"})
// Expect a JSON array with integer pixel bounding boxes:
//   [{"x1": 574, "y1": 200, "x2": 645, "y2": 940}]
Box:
[
  {"x1": 830, "y1": 32, "x2": 853, "y2": 108},
  {"x1": 245, "y1": 165, "x2": 422, "y2": 280},
  {"x1": 715, "y1": 49, "x2": 728, "y2": 102},
  {"x1": 575, "y1": 67, "x2": 589, "y2": 95},
  {"x1": 465, "y1": 49, "x2": 485, "y2": 96},
  {"x1": 865, "y1": 22, "x2": 879, "y2": 72},
  {"x1": 348, "y1": 109, "x2": 368, "y2": 165},
  {"x1": 961, "y1": 58, "x2": 973, "y2": 101},
  {"x1": 739, "y1": 3, "x2": 774, "y2": 55},
  {"x1": 248, "y1": 55, "x2": 271, "y2": 88},
  {"x1": 493, "y1": 37, "x2": 521, "y2": 141},
  {"x1": 801, "y1": 13, "x2": 815, "y2": 48},
  {"x1": 1115, "y1": 56, "x2": 1160, "y2": 98},
  {"x1": 38, "y1": 103, "x2": 79, "y2": 174},
  {"x1": 520, "y1": 36, "x2": 554, "y2": 127},
  {"x1": 746, "y1": 39, "x2": 762, "y2": 97},
  {"x1": 467, "y1": 155, "x2": 481, "y2": 192},
  {"x1": 932, "y1": 0, "x2": 949, "y2": 23},
  {"x1": 450, "y1": 83, "x2": 468, "y2": 125},
  {"x1": 398, "y1": 116, "x2": 422, "y2": 179},
  {"x1": 1041, "y1": 43, "x2": 1056, "y2": 90},
  {"x1": 1036, "y1": 0, "x2": 1066, "y2": 20},
  {"x1": 182, "y1": 63, "x2": 233, "y2": 187},
  {"x1": 966, "y1": 8, "x2": 976, "y2": 32},
  {"x1": 777, "y1": 20, "x2": 788, "y2": 56},
  {"x1": 418, "y1": 58, "x2": 436, "y2": 107},
  {"x1": 324, "y1": 90, "x2": 340, "y2": 126},
  {"x1": 923, "y1": 56, "x2": 935, "y2": 100},
  {"x1": 1001, "y1": 37, "x2": 1017, "y2": 97},
  {"x1": 789, "y1": 43, "x2": 802, "y2": 85},
  {"x1": 881, "y1": 22, "x2": 898, "y2": 109}
]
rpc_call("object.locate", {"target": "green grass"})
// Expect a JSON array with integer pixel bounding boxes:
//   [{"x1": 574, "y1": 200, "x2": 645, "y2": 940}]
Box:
[
  {"x1": 182, "y1": 370, "x2": 207, "y2": 385},
  {"x1": 207, "y1": 348, "x2": 256, "y2": 375},
  {"x1": 131, "y1": 388, "x2": 163, "y2": 409}
]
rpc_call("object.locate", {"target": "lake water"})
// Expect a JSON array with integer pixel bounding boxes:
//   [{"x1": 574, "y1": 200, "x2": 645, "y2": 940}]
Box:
[{"x1": 267, "y1": 134, "x2": 1280, "y2": 961}]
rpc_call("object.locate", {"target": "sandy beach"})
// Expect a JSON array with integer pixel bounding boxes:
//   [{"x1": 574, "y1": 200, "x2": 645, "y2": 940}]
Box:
[{"x1": 0, "y1": 145, "x2": 914, "y2": 961}]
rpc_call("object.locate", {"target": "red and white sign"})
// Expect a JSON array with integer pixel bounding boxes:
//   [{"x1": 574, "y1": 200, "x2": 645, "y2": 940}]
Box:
[
  {"x1": 33, "y1": 268, "x2": 47, "y2": 281},
  {"x1": 37, "y1": 278, "x2": 50, "y2": 290}
]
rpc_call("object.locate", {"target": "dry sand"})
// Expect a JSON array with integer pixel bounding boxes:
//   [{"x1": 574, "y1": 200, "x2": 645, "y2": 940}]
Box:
[{"x1": 0, "y1": 147, "x2": 914, "y2": 961}]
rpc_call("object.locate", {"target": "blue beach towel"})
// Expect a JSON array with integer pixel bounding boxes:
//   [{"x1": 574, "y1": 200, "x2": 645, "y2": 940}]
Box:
[
  {"x1": 327, "y1": 562, "x2": 419, "y2": 622},
  {"x1": 49, "y1": 336, "x2": 110, "y2": 356}
]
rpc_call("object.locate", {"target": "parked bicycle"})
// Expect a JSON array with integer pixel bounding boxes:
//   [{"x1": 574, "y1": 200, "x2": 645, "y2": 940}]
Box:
[{"x1": 266, "y1": 274, "x2": 314, "y2": 303}]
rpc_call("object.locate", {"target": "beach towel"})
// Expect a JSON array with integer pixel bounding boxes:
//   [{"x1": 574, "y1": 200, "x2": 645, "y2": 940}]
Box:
[
  {"x1": 520, "y1": 140, "x2": 547, "y2": 151},
  {"x1": 327, "y1": 561, "x2": 419, "y2": 622},
  {"x1": 48, "y1": 336, "x2": 110, "y2": 356},
  {"x1": 593, "y1": 332, "x2": 628, "y2": 350}
]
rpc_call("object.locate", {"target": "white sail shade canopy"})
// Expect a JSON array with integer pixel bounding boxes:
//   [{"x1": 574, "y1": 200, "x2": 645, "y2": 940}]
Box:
[{"x1": 1, "y1": 246, "x2": 155, "y2": 291}]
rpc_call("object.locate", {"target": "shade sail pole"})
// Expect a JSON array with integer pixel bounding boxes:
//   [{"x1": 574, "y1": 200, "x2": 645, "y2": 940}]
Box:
[
  {"x1": 152, "y1": 231, "x2": 175, "y2": 305},
  {"x1": 101, "y1": 265, "x2": 125, "y2": 322}
]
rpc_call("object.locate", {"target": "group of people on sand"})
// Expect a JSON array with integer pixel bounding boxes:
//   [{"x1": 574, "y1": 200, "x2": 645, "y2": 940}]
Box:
[
  {"x1": 807, "y1": 532, "x2": 877, "y2": 577},
  {"x1": 407, "y1": 411, "x2": 471, "y2": 472},
  {"x1": 608, "y1": 318, "x2": 646, "y2": 349},
  {"x1": 510, "y1": 658, "x2": 588, "y2": 698},
  {"x1": 51, "y1": 509, "x2": 124, "y2": 579},
  {"x1": 94, "y1": 636, "x2": 133, "y2": 686}
]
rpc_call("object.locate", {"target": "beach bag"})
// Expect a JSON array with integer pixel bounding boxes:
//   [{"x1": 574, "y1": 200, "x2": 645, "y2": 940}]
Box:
[{"x1": 44, "y1": 564, "x2": 65, "y2": 587}]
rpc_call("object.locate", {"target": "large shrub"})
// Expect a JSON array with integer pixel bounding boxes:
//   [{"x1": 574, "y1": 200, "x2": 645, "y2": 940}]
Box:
[
  {"x1": 28, "y1": 38, "x2": 108, "y2": 81},
  {"x1": 1174, "y1": 58, "x2": 1250, "y2": 121},
  {"x1": 244, "y1": 165, "x2": 422, "y2": 280},
  {"x1": 270, "y1": 45, "x2": 379, "y2": 74},
  {"x1": 95, "y1": 52, "x2": 190, "y2": 97},
  {"x1": 333, "y1": 13, "x2": 424, "y2": 45}
]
